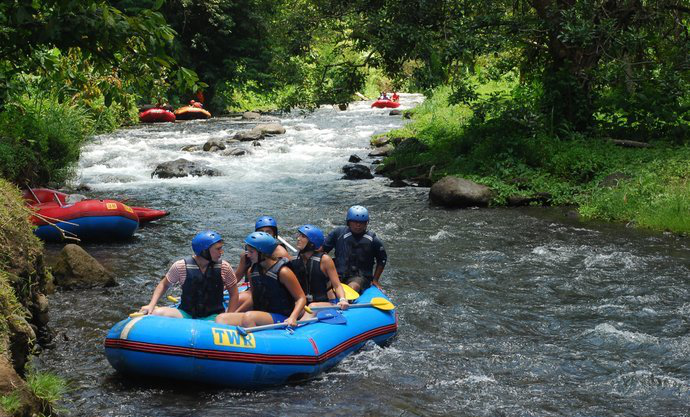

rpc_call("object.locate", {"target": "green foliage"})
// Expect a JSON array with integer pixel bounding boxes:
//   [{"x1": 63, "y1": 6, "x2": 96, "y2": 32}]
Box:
[
  {"x1": 26, "y1": 370, "x2": 67, "y2": 406},
  {"x1": 0, "y1": 392, "x2": 21, "y2": 414},
  {"x1": 0, "y1": 91, "x2": 92, "y2": 186}
]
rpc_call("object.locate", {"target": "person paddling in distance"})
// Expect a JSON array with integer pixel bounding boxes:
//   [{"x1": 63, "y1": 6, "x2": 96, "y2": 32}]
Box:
[
  {"x1": 322, "y1": 206, "x2": 387, "y2": 294},
  {"x1": 215, "y1": 232, "x2": 306, "y2": 328},
  {"x1": 289, "y1": 225, "x2": 349, "y2": 316},
  {"x1": 139, "y1": 231, "x2": 239, "y2": 319},
  {"x1": 233, "y1": 216, "x2": 292, "y2": 312}
]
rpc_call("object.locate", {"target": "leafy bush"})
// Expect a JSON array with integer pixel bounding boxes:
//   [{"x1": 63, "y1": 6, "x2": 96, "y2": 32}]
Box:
[{"x1": 0, "y1": 93, "x2": 93, "y2": 186}]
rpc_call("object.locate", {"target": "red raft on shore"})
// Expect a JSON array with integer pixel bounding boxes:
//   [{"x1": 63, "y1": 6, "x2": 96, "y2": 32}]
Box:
[
  {"x1": 23, "y1": 189, "x2": 169, "y2": 242},
  {"x1": 371, "y1": 99, "x2": 401, "y2": 109}
]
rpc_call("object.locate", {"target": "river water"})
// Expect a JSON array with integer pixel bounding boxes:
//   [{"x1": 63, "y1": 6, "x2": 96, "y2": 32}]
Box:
[{"x1": 37, "y1": 95, "x2": 690, "y2": 416}]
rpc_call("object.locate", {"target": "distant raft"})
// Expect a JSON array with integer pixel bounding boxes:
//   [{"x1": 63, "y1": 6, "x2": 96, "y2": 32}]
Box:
[
  {"x1": 174, "y1": 106, "x2": 212, "y2": 120},
  {"x1": 104, "y1": 286, "x2": 398, "y2": 388},
  {"x1": 139, "y1": 108, "x2": 176, "y2": 123},
  {"x1": 371, "y1": 99, "x2": 401, "y2": 109}
]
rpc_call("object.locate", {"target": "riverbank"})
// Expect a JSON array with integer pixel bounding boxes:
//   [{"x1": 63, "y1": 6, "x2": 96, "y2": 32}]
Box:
[
  {"x1": 0, "y1": 180, "x2": 65, "y2": 417},
  {"x1": 377, "y1": 87, "x2": 690, "y2": 234}
]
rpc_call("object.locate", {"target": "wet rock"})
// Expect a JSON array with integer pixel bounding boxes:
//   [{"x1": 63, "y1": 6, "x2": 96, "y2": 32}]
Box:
[
  {"x1": 349, "y1": 154, "x2": 362, "y2": 163},
  {"x1": 221, "y1": 148, "x2": 250, "y2": 157},
  {"x1": 338, "y1": 103, "x2": 348, "y2": 111},
  {"x1": 234, "y1": 130, "x2": 264, "y2": 142},
  {"x1": 242, "y1": 111, "x2": 261, "y2": 120},
  {"x1": 180, "y1": 144, "x2": 201, "y2": 152},
  {"x1": 225, "y1": 139, "x2": 240, "y2": 145},
  {"x1": 369, "y1": 144, "x2": 394, "y2": 157},
  {"x1": 52, "y1": 244, "x2": 117, "y2": 289},
  {"x1": 392, "y1": 137, "x2": 428, "y2": 155},
  {"x1": 252, "y1": 123, "x2": 286, "y2": 135},
  {"x1": 429, "y1": 176, "x2": 493, "y2": 208},
  {"x1": 152, "y1": 159, "x2": 222, "y2": 179},
  {"x1": 252, "y1": 140, "x2": 262, "y2": 147},
  {"x1": 370, "y1": 136, "x2": 390, "y2": 147},
  {"x1": 342, "y1": 164, "x2": 374, "y2": 180},
  {"x1": 389, "y1": 110, "x2": 402, "y2": 116},
  {"x1": 371, "y1": 159, "x2": 382, "y2": 165},
  {"x1": 203, "y1": 138, "x2": 226, "y2": 152},
  {"x1": 507, "y1": 195, "x2": 541, "y2": 207},
  {"x1": 388, "y1": 179, "x2": 409, "y2": 187}
]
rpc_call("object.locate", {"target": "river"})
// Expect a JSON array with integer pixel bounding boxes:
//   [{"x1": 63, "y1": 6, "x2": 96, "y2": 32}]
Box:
[{"x1": 37, "y1": 95, "x2": 690, "y2": 416}]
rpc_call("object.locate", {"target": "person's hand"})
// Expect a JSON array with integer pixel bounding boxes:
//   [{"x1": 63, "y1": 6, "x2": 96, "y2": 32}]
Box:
[
  {"x1": 372, "y1": 280, "x2": 383, "y2": 290},
  {"x1": 338, "y1": 298, "x2": 349, "y2": 310},
  {"x1": 285, "y1": 317, "x2": 297, "y2": 327},
  {"x1": 139, "y1": 305, "x2": 155, "y2": 315}
]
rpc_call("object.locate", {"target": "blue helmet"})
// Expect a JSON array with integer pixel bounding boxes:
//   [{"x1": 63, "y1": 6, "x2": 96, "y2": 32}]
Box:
[
  {"x1": 297, "y1": 224, "x2": 324, "y2": 250},
  {"x1": 255, "y1": 215, "x2": 278, "y2": 235},
  {"x1": 192, "y1": 230, "x2": 223, "y2": 256},
  {"x1": 244, "y1": 231, "x2": 277, "y2": 255},
  {"x1": 346, "y1": 205, "x2": 369, "y2": 222}
]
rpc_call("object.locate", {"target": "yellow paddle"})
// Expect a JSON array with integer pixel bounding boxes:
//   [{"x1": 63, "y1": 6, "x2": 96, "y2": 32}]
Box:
[
  {"x1": 305, "y1": 297, "x2": 395, "y2": 313},
  {"x1": 342, "y1": 283, "x2": 360, "y2": 301}
]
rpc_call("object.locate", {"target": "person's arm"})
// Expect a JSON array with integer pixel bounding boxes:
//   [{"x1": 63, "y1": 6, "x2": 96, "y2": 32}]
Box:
[
  {"x1": 321, "y1": 229, "x2": 338, "y2": 254},
  {"x1": 234, "y1": 253, "x2": 249, "y2": 282},
  {"x1": 278, "y1": 268, "x2": 307, "y2": 327},
  {"x1": 321, "y1": 254, "x2": 348, "y2": 309},
  {"x1": 140, "y1": 276, "x2": 171, "y2": 314},
  {"x1": 222, "y1": 261, "x2": 240, "y2": 313},
  {"x1": 372, "y1": 238, "x2": 387, "y2": 288}
]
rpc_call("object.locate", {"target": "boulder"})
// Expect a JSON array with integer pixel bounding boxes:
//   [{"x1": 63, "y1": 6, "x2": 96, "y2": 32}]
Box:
[
  {"x1": 221, "y1": 148, "x2": 250, "y2": 157},
  {"x1": 342, "y1": 164, "x2": 374, "y2": 180},
  {"x1": 370, "y1": 136, "x2": 390, "y2": 147},
  {"x1": 429, "y1": 176, "x2": 493, "y2": 208},
  {"x1": 180, "y1": 145, "x2": 201, "y2": 152},
  {"x1": 338, "y1": 103, "x2": 348, "y2": 111},
  {"x1": 252, "y1": 123, "x2": 286, "y2": 135},
  {"x1": 599, "y1": 172, "x2": 631, "y2": 188},
  {"x1": 252, "y1": 140, "x2": 262, "y2": 147},
  {"x1": 369, "y1": 144, "x2": 394, "y2": 157},
  {"x1": 348, "y1": 154, "x2": 362, "y2": 163},
  {"x1": 51, "y1": 244, "x2": 116, "y2": 289},
  {"x1": 389, "y1": 110, "x2": 402, "y2": 116},
  {"x1": 203, "y1": 138, "x2": 226, "y2": 152},
  {"x1": 242, "y1": 111, "x2": 262, "y2": 120},
  {"x1": 392, "y1": 137, "x2": 428, "y2": 155},
  {"x1": 234, "y1": 130, "x2": 264, "y2": 142},
  {"x1": 152, "y1": 159, "x2": 222, "y2": 179}
]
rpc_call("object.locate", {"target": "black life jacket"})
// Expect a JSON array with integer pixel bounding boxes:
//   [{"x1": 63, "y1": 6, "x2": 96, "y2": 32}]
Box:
[
  {"x1": 334, "y1": 231, "x2": 377, "y2": 279},
  {"x1": 178, "y1": 257, "x2": 225, "y2": 318},
  {"x1": 289, "y1": 253, "x2": 329, "y2": 303},
  {"x1": 250, "y1": 258, "x2": 294, "y2": 316}
]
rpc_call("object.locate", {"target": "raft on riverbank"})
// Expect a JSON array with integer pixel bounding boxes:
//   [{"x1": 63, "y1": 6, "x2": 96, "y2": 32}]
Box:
[{"x1": 104, "y1": 286, "x2": 397, "y2": 388}]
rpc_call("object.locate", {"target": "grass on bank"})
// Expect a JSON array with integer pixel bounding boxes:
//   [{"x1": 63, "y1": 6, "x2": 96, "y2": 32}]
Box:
[{"x1": 382, "y1": 84, "x2": 690, "y2": 234}]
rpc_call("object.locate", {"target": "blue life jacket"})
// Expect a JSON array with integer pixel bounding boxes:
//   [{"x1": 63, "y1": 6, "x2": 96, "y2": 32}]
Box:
[
  {"x1": 250, "y1": 258, "x2": 294, "y2": 316},
  {"x1": 289, "y1": 253, "x2": 329, "y2": 303},
  {"x1": 178, "y1": 257, "x2": 225, "y2": 318}
]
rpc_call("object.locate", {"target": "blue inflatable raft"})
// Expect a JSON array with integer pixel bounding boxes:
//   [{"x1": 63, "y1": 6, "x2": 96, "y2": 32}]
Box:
[{"x1": 104, "y1": 286, "x2": 397, "y2": 387}]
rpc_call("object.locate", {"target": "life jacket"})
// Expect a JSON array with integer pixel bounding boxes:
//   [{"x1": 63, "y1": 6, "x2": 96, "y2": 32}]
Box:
[
  {"x1": 289, "y1": 253, "x2": 329, "y2": 303},
  {"x1": 333, "y1": 230, "x2": 378, "y2": 280},
  {"x1": 250, "y1": 258, "x2": 294, "y2": 316},
  {"x1": 178, "y1": 257, "x2": 225, "y2": 318}
]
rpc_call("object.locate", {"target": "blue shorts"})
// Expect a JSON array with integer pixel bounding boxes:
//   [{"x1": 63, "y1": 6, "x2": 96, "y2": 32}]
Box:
[
  {"x1": 179, "y1": 310, "x2": 219, "y2": 321},
  {"x1": 269, "y1": 313, "x2": 288, "y2": 323}
]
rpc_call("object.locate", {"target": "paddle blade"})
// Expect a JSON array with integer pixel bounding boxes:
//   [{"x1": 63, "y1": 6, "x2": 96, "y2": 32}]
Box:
[
  {"x1": 316, "y1": 309, "x2": 347, "y2": 325},
  {"x1": 342, "y1": 284, "x2": 360, "y2": 300},
  {"x1": 370, "y1": 297, "x2": 395, "y2": 311},
  {"x1": 167, "y1": 295, "x2": 179, "y2": 303},
  {"x1": 129, "y1": 312, "x2": 144, "y2": 317}
]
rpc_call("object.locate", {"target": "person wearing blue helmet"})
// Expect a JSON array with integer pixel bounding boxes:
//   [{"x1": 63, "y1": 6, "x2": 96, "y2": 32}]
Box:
[
  {"x1": 138, "y1": 230, "x2": 240, "y2": 319},
  {"x1": 233, "y1": 216, "x2": 292, "y2": 312},
  {"x1": 322, "y1": 205, "x2": 387, "y2": 293},
  {"x1": 289, "y1": 225, "x2": 349, "y2": 312},
  {"x1": 215, "y1": 232, "x2": 306, "y2": 328}
]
